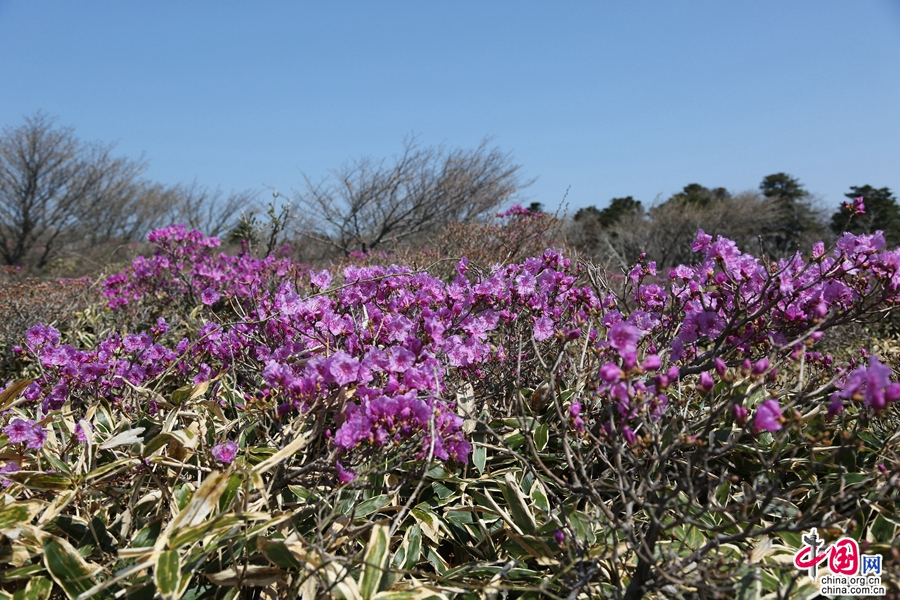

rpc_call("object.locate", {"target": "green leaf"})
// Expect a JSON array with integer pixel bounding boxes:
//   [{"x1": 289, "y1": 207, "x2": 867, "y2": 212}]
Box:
[
  {"x1": 85, "y1": 459, "x2": 140, "y2": 481},
  {"x1": 359, "y1": 522, "x2": 391, "y2": 599},
  {"x1": 411, "y1": 505, "x2": 442, "y2": 544},
  {"x1": 251, "y1": 430, "x2": 311, "y2": 475},
  {"x1": 205, "y1": 566, "x2": 284, "y2": 587},
  {"x1": 504, "y1": 432, "x2": 526, "y2": 449},
  {"x1": 529, "y1": 479, "x2": 549, "y2": 514},
  {"x1": 714, "y1": 481, "x2": 731, "y2": 507},
  {"x1": 42, "y1": 536, "x2": 97, "y2": 599},
  {"x1": 143, "y1": 430, "x2": 198, "y2": 457},
  {"x1": 431, "y1": 482, "x2": 454, "y2": 500},
  {"x1": 567, "y1": 511, "x2": 596, "y2": 545},
  {"x1": 870, "y1": 513, "x2": 899, "y2": 543},
  {"x1": 2, "y1": 564, "x2": 46, "y2": 582},
  {"x1": 218, "y1": 473, "x2": 243, "y2": 512},
  {"x1": 533, "y1": 423, "x2": 549, "y2": 452},
  {"x1": 354, "y1": 494, "x2": 391, "y2": 518},
  {"x1": 372, "y1": 591, "x2": 447, "y2": 600},
  {"x1": 162, "y1": 471, "x2": 231, "y2": 548},
  {"x1": 0, "y1": 500, "x2": 43, "y2": 531},
  {"x1": 173, "y1": 485, "x2": 192, "y2": 512},
  {"x1": 401, "y1": 524, "x2": 421, "y2": 571},
  {"x1": 132, "y1": 520, "x2": 162, "y2": 548},
  {"x1": 170, "y1": 383, "x2": 204, "y2": 406},
  {"x1": 258, "y1": 538, "x2": 302, "y2": 569},
  {"x1": 472, "y1": 443, "x2": 486, "y2": 475},
  {"x1": 7, "y1": 472, "x2": 73, "y2": 491},
  {"x1": 12, "y1": 576, "x2": 52, "y2": 600},
  {"x1": 155, "y1": 550, "x2": 185, "y2": 600},
  {"x1": 168, "y1": 515, "x2": 240, "y2": 549},
  {"x1": 775, "y1": 530, "x2": 802, "y2": 548},
  {"x1": 42, "y1": 454, "x2": 73, "y2": 477},
  {"x1": 499, "y1": 472, "x2": 536, "y2": 534}
]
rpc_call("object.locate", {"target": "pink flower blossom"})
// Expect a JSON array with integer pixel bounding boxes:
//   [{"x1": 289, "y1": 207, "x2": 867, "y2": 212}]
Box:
[
  {"x1": 533, "y1": 317, "x2": 554, "y2": 342},
  {"x1": 754, "y1": 399, "x2": 783, "y2": 433},
  {"x1": 200, "y1": 287, "x2": 221, "y2": 306},
  {"x1": 336, "y1": 461, "x2": 356, "y2": 483},
  {"x1": 608, "y1": 322, "x2": 641, "y2": 357},
  {"x1": 211, "y1": 440, "x2": 239, "y2": 464}
]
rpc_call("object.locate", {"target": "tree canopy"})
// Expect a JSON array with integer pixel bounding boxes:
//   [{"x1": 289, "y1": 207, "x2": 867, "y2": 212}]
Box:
[
  {"x1": 757, "y1": 173, "x2": 823, "y2": 257},
  {"x1": 831, "y1": 185, "x2": 900, "y2": 247}
]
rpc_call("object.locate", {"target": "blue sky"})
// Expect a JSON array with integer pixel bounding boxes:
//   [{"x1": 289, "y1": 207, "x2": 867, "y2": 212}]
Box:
[{"x1": 1, "y1": 1, "x2": 898, "y2": 215}]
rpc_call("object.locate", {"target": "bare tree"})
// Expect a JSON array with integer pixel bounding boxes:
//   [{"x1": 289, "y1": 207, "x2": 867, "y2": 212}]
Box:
[
  {"x1": 294, "y1": 137, "x2": 528, "y2": 255},
  {"x1": 0, "y1": 113, "x2": 151, "y2": 267},
  {"x1": 164, "y1": 182, "x2": 257, "y2": 238}
]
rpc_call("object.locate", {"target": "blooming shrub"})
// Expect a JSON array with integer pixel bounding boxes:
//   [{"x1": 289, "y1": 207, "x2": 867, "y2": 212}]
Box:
[{"x1": 0, "y1": 215, "x2": 899, "y2": 598}]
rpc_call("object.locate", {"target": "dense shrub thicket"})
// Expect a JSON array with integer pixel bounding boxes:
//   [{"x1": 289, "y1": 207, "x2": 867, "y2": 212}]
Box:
[{"x1": 1, "y1": 203, "x2": 899, "y2": 599}]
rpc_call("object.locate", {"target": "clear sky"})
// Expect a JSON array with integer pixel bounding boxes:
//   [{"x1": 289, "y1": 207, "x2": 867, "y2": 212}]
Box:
[{"x1": 1, "y1": 1, "x2": 898, "y2": 216}]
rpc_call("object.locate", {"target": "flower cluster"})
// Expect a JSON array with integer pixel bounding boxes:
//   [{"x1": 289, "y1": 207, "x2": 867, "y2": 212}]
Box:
[
  {"x1": 829, "y1": 355, "x2": 900, "y2": 416},
  {"x1": 8, "y1": 221, "x2": 900, "y2": 479},
  {"x1": 4, "y1": 418, "x2": 46, "y2": 449},
  {"x1": 17, "y1": 226, "x2": 603, "y2": 470}
]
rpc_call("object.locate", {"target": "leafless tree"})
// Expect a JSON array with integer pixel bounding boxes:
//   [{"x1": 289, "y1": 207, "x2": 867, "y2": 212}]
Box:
[
  {"x1": 0, "y1": 113, "x2": 255, "y2": 269},
  {"x1": 164, "y1": 182, "x2": 257, "y2": 238},
  {"x1": 294, "y1": 137, "x2": 529, "y2": 255},
  {"x1": 0, "y1": 113, "x2": 148, "y2": 267}
]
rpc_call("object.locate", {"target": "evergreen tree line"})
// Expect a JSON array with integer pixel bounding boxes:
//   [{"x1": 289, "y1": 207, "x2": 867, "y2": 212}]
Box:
[{"x1": 568, "y1": 174, "x2": 899, "y2": 267}]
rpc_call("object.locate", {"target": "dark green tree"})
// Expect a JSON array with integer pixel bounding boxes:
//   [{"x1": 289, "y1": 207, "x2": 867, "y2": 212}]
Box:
[
  {"x1": 603, "y1": 196, "x2": 643, "y2": 224},
  {"x1": 526, "y1": 201, "x2": 545, "y2": 214},
  {"x1": 830, "y1": 185, "x2": 900, "y2": 247},
  {"x1": 667, "y1": 184, "x2": 729, "y2": 207},
  {"x1": 570, "y1": 197, "x2": 643, "y2": 260},
  {"x1": 758, "y1": 173, "x2": 823, "y2": 256}
]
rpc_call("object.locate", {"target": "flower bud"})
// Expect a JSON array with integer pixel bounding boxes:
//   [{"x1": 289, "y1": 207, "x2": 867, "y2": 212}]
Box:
[
  {"x1": 698, "y1": 371, "x2": 714, "y2": 393},
  {"x1": 714, "y1": 358, "x2": 726, "y2": 377}
]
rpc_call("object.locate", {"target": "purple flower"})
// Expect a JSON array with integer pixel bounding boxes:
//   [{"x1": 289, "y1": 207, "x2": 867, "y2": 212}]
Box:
[
  {"x1": 641, "y1": 354, "x2": 661, "y2": 371},
  {"x1": 4, "y1": 419, "x2": 45, "y2": 449},
  {"x1": 211, "y1": 440, "x2": 239, "y2": 464},
  {"x1": 310, "y1": 269, "x2": 332, "y2": 290},
  {"x1": 698, "y1": 371, "x2": 714, "y2": 393},
  {"x1": 714, "y1": 358, "x2": 727, "y2": 377},
  {"x1": 200, "y1": 287, "x2": 221, "y2": 306},
  {"x1": 25, "y1": 323, "x2": 60, "y2": 349},
  {"x1": 0, "y1": 462, "x2": 19, "y2": 487},
  {"x1": 5, "y1": 419, "x2": 33, "y2": 444},
  {"x1": 533, "y1": 317, "x2": 554, "y2": 342},
  {"x1": 751, "y1": 358, "x2": 770, "y2": 377},
  {"x1": 754, "y1": 399, "x2": 783, "y2": 433},
  {"x1": 826, "y1": 394, "x2": 843, "y2": 420},
  {"x1": 608, "y1": 322, "x2": 641, "y2": 358},
  {"x1": 622, "y1": 426, "x2": 637, "y2": 446},
  {"x1": 27, "y1": 426, "x2": 47, "y2": 450},
  {"x1": 837, "y1": 355, "x2": 899, "y2": 413},
  {"x1": 732, "y1": 403, "x2": 748, "y2": 425},
  {"x1": 328, "y1": 351, "x2": 360, "y2": 386},
  {"x1": 74, "y1": 420, "x2": 92, "y2": 443},
  {"x1": 387, "y1": 346, "x2": 416, "y2": 373},
  {"x1": 336, "y1": 461, "x2": 356, "y2": 483},
  {"x1": 692, "y1": 229, "x2": 712, "y2": 253},
  {"x1": 554, "y1": 529, "x2": 566, "y2": 546},
  {"x1": 843, "y1": 196, "x2": 866, "y2": 216},
  {"x1": 569, "y1": 402, "x2": 582, "y2": 418},
  {"x1": 599, "y1": 362, "x2": 623, "y2": 383}
]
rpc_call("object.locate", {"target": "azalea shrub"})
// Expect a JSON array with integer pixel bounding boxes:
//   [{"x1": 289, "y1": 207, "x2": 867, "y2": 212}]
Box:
[{"x1": 0, "y1": 203, "x2": 899, "y2": 599}]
